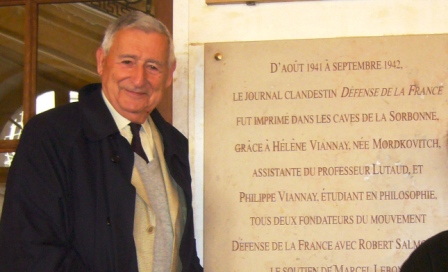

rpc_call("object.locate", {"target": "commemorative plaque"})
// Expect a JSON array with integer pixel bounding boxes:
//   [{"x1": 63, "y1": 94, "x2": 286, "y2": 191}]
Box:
[{"x1": 204, "y1": 35, "x2": 448, "y2": 271}]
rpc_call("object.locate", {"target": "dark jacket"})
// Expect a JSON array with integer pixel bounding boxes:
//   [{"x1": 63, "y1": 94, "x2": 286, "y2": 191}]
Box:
[
  {"x1": 0, "y1": 83, "x2": 202, "y2": 272},
  {"x1": 401, "y1": 230, "x2": 448, "y2": 272}
]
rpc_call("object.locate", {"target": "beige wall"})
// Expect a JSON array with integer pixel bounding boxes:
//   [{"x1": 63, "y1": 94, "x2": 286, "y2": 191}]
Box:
[{"x1": 173, "y1": 0, "x2": 448, "y2": 262}]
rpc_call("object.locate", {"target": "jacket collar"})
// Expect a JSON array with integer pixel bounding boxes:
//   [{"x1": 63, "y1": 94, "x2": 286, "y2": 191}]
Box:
[
  {"x1": 79, "y1": 83, "x2": 119, "y2": 141},
  {"x1": 78, "y1": 83, "x2": 187, "y2": 168},
  {"x1": 149, "y1": 109, "x2": 189, "y2": 170}
]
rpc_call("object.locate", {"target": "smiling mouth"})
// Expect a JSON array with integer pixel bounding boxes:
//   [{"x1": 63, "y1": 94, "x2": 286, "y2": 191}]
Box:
[{"x1": 124, "y1": 88, "x2": 148, "y2": 97}]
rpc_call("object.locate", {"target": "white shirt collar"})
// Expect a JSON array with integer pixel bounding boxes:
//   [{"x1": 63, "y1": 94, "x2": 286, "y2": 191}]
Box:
[
  {"x1": 101, "y1": 90, "x2": 155, "y2": 162},
  {"x1": 102, "y1": 91, "x2": 130, "y2": 132}
]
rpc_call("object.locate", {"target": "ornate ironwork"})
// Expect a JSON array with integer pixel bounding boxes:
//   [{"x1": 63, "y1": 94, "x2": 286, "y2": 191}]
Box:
[{"x1": 85, "y1": 0, "x2": 154, "y2": 18}]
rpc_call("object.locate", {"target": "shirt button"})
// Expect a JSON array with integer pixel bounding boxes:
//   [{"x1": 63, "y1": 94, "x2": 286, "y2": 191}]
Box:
[{"x1": 147, "y1": 225, "x2": 155, "y2": 234}]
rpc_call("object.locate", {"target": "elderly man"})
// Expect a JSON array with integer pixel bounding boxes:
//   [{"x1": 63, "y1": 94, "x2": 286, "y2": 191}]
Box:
[{"x1": 0, "y1": 11, "x2": 202, "y2": 272}]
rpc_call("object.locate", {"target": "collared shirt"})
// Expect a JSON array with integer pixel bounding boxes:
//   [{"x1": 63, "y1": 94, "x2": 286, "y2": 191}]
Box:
[
  {"x1": 101, "y1": 91, "x2": 155, "y2": 162},
  {"x1": 101, "y1": 91, "x2": 180, "y2": 272}
]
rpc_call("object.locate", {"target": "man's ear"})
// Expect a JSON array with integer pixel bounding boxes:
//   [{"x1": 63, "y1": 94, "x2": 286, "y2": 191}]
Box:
[
  {"x1": 96, "y1": 47, "x2": 105, "y2": 75},
  {"x1": 165, "y1": 60, "x2": 177, "y2": 88}
]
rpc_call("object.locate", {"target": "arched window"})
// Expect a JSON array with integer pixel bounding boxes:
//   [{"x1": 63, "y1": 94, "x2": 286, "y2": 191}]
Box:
[{"x1": 0, "y1": 90, "x2": 79, "y2": 167}]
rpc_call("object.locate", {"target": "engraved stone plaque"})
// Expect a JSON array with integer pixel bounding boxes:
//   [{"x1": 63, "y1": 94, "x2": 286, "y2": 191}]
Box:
[{"x1": 204, "y1": 35, "x2": 448, "y2": 271}]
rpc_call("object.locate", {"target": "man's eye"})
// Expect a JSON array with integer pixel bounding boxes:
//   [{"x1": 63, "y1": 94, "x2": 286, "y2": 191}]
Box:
[
  {"x1": 121, "y1": 60, "x2": 133, "y2": 65},
  {"x1": 148, "y1": 65, "x2": 160, "y2": 71}
]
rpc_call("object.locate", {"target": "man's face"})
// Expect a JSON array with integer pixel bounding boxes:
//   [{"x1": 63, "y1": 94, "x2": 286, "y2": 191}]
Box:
[{"x1": 96, "y1": 28, "x2": 175, "y2": 124}]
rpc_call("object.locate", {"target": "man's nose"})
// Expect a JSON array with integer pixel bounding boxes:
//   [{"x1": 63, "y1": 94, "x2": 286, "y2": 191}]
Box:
[{"x1": 132, "y1": 65, "x2": 146, "y2": 87}]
